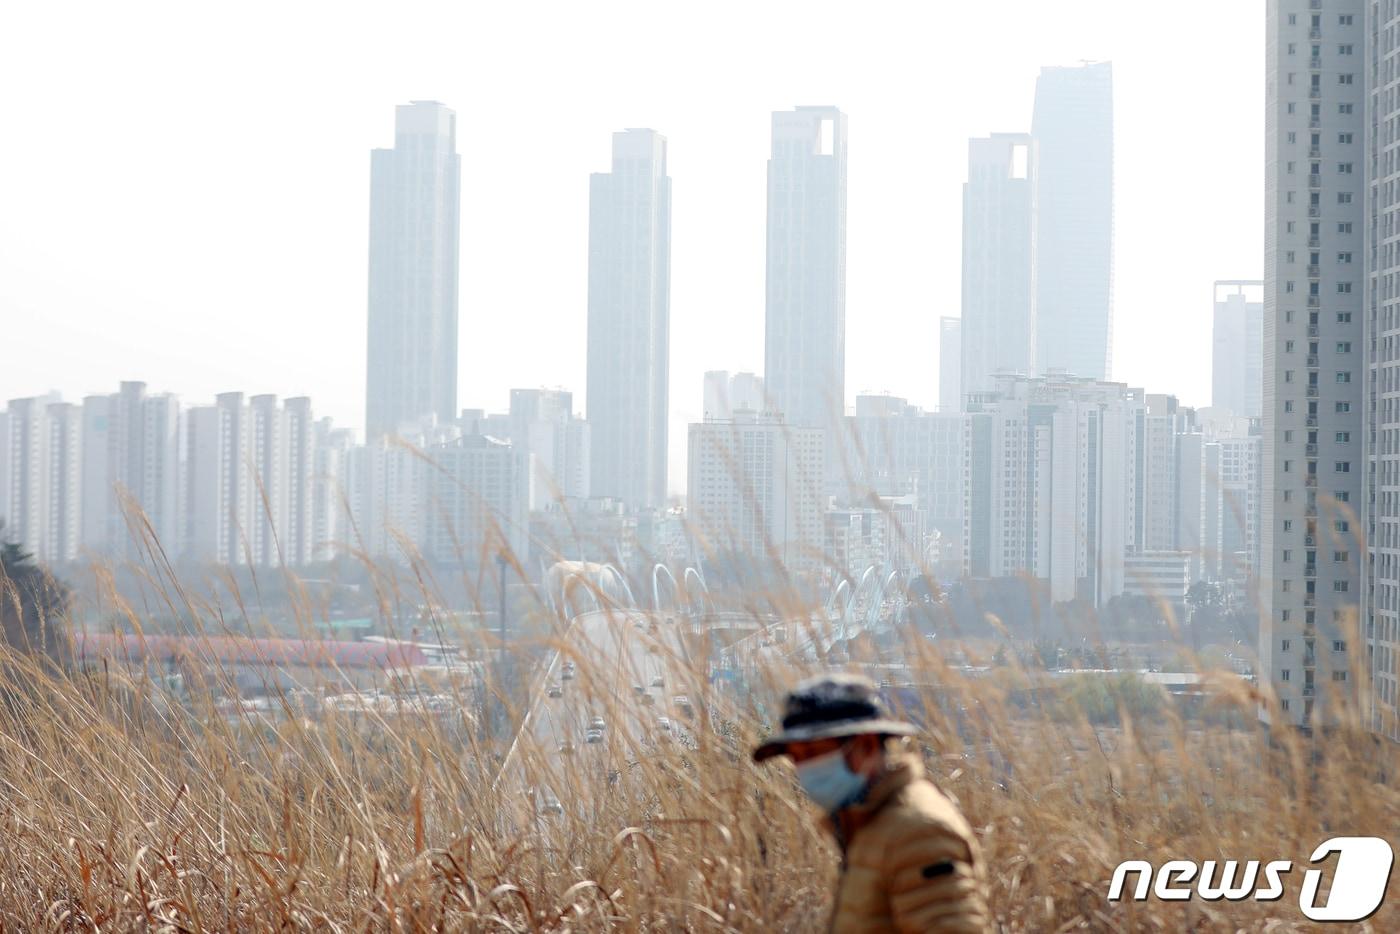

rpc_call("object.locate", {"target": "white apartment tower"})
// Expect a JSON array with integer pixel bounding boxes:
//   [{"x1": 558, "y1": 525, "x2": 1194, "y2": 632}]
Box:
[
  {"x1": 509, "y1": 388, "x2": 590, "y2": 508},
  {"x1": 42, "y1": 401, "x2": 82, "y2": 563},
  {"x1": 1212, "y1": 281, "x2": 1265, "y2": 418},
  {"x1": 963, "y1": 374, "x2": 1141, "y2": 606},
  {"x1": 366, "y1": 101, "x2": 461, "y2": 440},
  {"x1": 687, "y1": 413, "x2": 825, "y2": 573},
  {"x1": 961, "y1": 134, "x2": 1035, "y2": 399},
  {"x1": 765, "y1": 107, "x2": 848, "y2": 431},
  {"x1": 586, "y1": 129, "x2": 671, "y2": 510},
  {"x1": 1263, "y1": 0, "x2": 1365, "y2": 731},
  {"x1": 283, "y1": 397, "x2": 316, "y2": 567},
  {"x1": 3, "y1": 395, "x2": 61, "y2": 561},
  {"x1": 1364, "y1": 1, "x2": 1400, "y2": 740},
  {"x1": 183, "y1": 392, "x2": 252, "y2": 565}
]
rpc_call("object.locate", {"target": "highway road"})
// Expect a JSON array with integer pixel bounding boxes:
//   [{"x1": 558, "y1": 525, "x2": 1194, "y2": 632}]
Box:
[{"x1": 498, "y1": 607, "x2": 713, "y2": 822}]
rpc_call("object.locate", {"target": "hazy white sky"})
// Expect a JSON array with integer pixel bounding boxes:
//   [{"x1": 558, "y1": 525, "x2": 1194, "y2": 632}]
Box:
[{"x1": 0, "y1": 1, "x2": 1261, "y2": 493}]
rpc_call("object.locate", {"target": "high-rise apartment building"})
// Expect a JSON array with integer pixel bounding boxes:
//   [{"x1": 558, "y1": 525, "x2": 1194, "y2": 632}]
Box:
[
  {"x1": 42, "y1": 401, "x2": 82, "y2": 564},
  {"x1": 961, "y1": 134, "x2": 1035, "y2": 398},
  {"x1": 1364, "y1": 2, "x2": 1400, "y2": 740},
  {"x1": 509, "y1": 388, "x2": 590, "y2": 508},
  {"x1": 1212, "y1": 281, "x2": 1265, "y2": 418},
  {"x1": 311, "y1": 419, "x2": 354, "y2": 564},
  {"x1": 422, "y1": 433, "x2": 527, "y2": 565},
  {"x1": 183, "y1": 392, "x2": 253, "y2": 565},
  {"x1": 764, "y1": 107, "x2": 848, "y2": 430},
  {"x1": 283, "y1": 397, "x2": 316, "y2": 567},
  {"x1": 939, "y1": 318, "x2": 962, "y2": 412},
  {"x1": 1263, "y1": 0, "x2": 1364, "y2": 731},
  {"x1": 586, "y1": 128, "x2": 671, "y2": 510},
  {"x1": 687, "y1": 413, "x2": 825, "y2": 573},
  {"x1": 366, "y1": 101, "x2": 461, "y2": 440},
  {"x1": 843, "y1": 395, "x2": 964, "y2": 575},
  {"x1": 3, "y1": 395, "x2": 61, "y2": 561},
  {"x1": 963, "y1": 374, "x2": 1140, "y2": 606},
  {"x1": 1032, "y1": 63, "x2": 1114, "y2": 380}
]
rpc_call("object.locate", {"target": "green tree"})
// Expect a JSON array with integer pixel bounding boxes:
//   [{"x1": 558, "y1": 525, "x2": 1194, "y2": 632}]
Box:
[{"x1": 0, "y1": 524, "x2": 71, "y2": 666}]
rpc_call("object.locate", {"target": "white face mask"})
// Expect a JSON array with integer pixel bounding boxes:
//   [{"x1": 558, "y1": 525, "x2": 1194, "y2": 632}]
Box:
[{"x1": 794, "y1": 747, "x2": 867, "y2": 812}]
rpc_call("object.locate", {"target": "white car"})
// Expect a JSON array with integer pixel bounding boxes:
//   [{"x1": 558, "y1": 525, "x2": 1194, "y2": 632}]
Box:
[{"x1": 656, "y1": 716, "x2": 672, "y2": 732}]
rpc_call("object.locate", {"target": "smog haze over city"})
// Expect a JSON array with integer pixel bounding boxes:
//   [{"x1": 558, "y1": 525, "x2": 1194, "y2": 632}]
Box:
[
  {"x1": 0, "y1": 1, "x2": 1396, "y2": 930},
  {"x1": 1, "y1": 1, "x2": 1260, "y2": 491}
]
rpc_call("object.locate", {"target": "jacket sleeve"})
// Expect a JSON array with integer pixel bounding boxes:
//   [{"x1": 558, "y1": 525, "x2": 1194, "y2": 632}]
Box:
[{"x1": 883, "y1": 819, "x2": 990, "y2": 934}]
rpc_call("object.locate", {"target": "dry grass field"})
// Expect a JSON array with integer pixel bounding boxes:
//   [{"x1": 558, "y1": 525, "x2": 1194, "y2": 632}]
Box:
[{"x1": 0, "y1": 552, "x2": 1395, "y2": 933}]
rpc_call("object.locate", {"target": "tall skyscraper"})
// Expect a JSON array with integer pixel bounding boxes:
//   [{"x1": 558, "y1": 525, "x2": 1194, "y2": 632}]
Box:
[
  {"x1": 366, "y1": 101, "x2": 461, "y2": 440},
  {"x1": 1263, "y1": 1, "x2": 1364, "y2": 731},
  {"x1": 586, "y1": 128, "x2": 671, "y2": 510},
  {"x1": 764, "y1": 106, "x2": 848, "y2": 430},
  {"x1": 1032, "y1": 63, "x2": 1114, "y2": 380},
  {"x1": 961, "y1": 134, "x2": 1036, "y2": 398},
  {"x1": 939, "y1": 317, "x2": 962, "y2": 412},
  {"x1": 1212, "y1": 280, "x2": 1265, "y2": 418},
  {"x1": 1364, "y1": 3, "x2": 1400, "y2": 741}
]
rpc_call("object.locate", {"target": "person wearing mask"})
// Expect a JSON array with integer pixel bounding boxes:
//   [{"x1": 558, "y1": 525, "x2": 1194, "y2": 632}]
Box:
[{"x1": 753, "y1": 673, "x2": 991, "y2": 933}]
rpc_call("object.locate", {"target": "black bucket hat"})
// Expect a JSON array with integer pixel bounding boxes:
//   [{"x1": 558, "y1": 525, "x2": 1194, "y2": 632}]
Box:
[{"x1": 752, "y1": 673, "x2": 917, "y2": 762}]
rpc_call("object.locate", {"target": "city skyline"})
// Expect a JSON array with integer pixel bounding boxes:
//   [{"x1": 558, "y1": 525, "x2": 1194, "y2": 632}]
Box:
[{"x1": 0, "y1": 1, "x2": 1263, "y2": 495}]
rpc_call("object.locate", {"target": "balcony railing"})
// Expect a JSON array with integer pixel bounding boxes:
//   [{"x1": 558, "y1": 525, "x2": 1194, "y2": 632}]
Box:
[
  {"x1": 1307, "y1": 386, "x2": 1320, "y2": 397},
  {"x1": 1306, "y1": 443, "x2": 1319, "y2": 455},
  {"x1": 1307, "y1": 264, "x2": 1320, "y2": 276},
  {"x1": 1310, "y1": 146, "x2": 1322, "y2": 158},
  {"x1": 1308, "y1": 324, "x2": 1320, "y2": 336},
  {"x1": 1307, "y1": 354, "x2": 1319, "y2": 366}
]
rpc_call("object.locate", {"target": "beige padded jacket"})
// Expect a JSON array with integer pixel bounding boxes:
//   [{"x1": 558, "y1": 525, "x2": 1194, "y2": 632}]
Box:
[{"x1": 826, "y1": 754, "x2": 990, "y2": 933}]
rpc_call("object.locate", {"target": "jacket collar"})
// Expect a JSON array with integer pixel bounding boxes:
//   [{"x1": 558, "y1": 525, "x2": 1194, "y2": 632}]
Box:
[{"x1": 826, "y1": 753, "x2": 923, "y2": 851}]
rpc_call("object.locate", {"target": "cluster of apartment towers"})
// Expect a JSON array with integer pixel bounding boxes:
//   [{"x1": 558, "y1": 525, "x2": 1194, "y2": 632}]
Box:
[
  {"x1": 5, "y1": 27, "x2": 1383, "y2": 740},
  {"x1": 0, "y1": 68, "x2": 1254, "y2": 604}
]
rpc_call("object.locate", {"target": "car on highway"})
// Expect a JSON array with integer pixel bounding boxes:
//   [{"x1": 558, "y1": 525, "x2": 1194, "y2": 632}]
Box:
[
  {"x1": 585, "y1": 729, "x2": 603, "y2": 744},
  {"x1": 589, "y1": 715, "x2": 606, "y2": 731},
  {"x1": 656, "y1": 716, "x2": 672, "y2": 732},
  {"x1": 633, "y1": 683, "x2": 646, "y2": 695},
  {"x1": 650, "y1": 675, "x2": 664, "y2": 688},
  {"x1": 561, "y1": 661, "x2": 576, "y2": 680},
  {"x1": 674, "y1": 695, "x2": 693, "y2": 715},
  {"x1": 558, "y1": 741, "x2": 575, "y2": 756},
  {"x1": 541, "y1": 795, "x2": 563, "y2": 817},
  {"x1": 547, "y1": 683, "x2": 563, "y2": 698}
]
